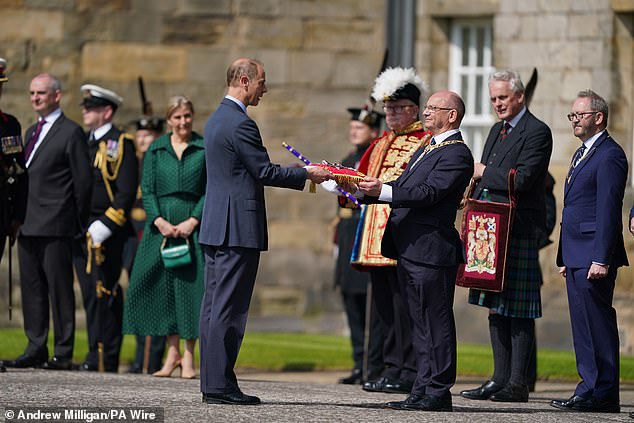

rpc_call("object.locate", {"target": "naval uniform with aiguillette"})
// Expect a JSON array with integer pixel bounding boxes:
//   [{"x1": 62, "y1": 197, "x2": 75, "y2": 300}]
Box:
[{"x1": 73, "y1": 126, "x2": 137, "y2": 372}]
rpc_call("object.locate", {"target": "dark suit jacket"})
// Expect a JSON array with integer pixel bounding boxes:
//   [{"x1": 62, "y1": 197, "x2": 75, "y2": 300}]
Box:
[
  {"x1": 199, "y1": 98, "x2": 307, "y2": 251},
  {"x1": 376, "y1": 132, "x2": 474, "y2": 266},
  {"x1": 21, "y1": 113, "x2": 92, "y2": 237},
  {"x1": 474, "y1": 110, "x2": 553, "y2": 236},
  {"x1": 556, "y1": 131, "x2": 628, "y2": 268}
]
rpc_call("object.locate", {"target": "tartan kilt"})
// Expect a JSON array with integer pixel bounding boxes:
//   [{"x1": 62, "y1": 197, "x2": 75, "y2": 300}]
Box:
[{"x1": 467, "y1": 235, "x2": 542, "y2": 318}]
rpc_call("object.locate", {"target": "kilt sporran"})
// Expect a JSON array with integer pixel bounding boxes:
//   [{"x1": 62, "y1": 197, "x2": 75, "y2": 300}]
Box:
[{"x1": 456, "y1": 169, "x2": 517, "y2": 292}]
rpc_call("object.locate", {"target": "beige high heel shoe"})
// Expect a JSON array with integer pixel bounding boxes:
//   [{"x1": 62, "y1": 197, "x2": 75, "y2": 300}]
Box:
[
  {"x1": 181, "y1": 367, "x2": 196, "y2": 379},
  {"x1": 152, "y1": 360, "x2": 181, "y2": 377}
]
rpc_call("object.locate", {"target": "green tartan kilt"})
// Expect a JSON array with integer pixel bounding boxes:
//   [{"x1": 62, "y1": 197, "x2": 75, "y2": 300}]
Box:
[{"x1": 468, "y1": 236, "x2": 542, "y2": 319}]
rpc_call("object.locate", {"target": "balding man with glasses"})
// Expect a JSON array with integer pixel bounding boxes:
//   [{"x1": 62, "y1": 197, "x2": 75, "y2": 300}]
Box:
[
  {"x1": 349, "y1": 67, "x2": 431, "y2": 397},
  {"x1": 550, "y1": 90, "x2": 627, "y2": 414}
]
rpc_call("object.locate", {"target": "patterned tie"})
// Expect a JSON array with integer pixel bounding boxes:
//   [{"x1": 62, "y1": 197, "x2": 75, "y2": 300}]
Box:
[
  {"x1": 567, "y1": 144, "x2": 586, "y2": 182},
  {"x1": 24, "y1": 118, "x2": 46, "y2": 161},
  {"x1": 499, "y1": 122, "x2": 511, "y2": 141}
]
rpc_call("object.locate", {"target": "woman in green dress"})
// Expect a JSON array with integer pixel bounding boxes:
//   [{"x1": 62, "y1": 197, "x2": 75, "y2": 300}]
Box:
[{"x1": 123, "y1": 95, "x2": 205, "y2": 379}]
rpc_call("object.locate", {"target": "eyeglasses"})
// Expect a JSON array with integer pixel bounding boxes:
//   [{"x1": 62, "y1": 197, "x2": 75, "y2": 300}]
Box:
[
  {"x1": 424, "y1": 105, "x2": 454, "y2": 113},
  {"x1": 566, "y1": 111, "x2": 598, "y2": 122},
  {"x1": 383, "y1": 105, "x2": 415, "y2": 113}
]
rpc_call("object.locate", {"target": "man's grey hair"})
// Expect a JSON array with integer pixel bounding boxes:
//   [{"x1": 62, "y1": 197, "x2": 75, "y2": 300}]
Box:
[
  {"x1": 489, "y1": 70, "x2": 525, "y2": 94},
  {"x1": 34, "y1": 73, "x2": 62, "y2": 92},
  {"x1": 577, "y1": 89, "x2": 609, "y2": 126}
]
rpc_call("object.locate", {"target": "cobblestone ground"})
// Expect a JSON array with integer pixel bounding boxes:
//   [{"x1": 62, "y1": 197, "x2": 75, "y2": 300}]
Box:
[{"x1": 1, "y1": 369, "x2": 633, "y2": 422}]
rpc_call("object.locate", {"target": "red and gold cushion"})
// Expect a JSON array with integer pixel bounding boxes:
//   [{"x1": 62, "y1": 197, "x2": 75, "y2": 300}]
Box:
[{"x1": 309, "y1": 162, "x2": 366, "y2": 185}]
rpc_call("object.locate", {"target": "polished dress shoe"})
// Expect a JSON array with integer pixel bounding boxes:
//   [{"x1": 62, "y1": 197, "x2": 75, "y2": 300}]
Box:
[
  {"x1": 363, "y1": 376, "x2": 412, "y2": 394},
  {"x1": 77, "y1": 361, "x2": 117, "y2": 373},
  {"x1": 126, "y1": 363, "x2": 143, "y2": 374},
  {"x1": 460, "y1": 380, "x2": 503, "y2": 400},
  {"x1": 550, "y1": 395, "x2": 587, "y2": 410},
  {"x1": 202, "y1": 391, "x2": 261, "y2": 405},
  {"x1": 385, "y1": 394, "x2": 425, "y2": 410},
  {"x1": 42, "y1": 356, "x2": 72, "y2": 370},
  {"x1": 571, "y1": 397, "x2": 620, "y2": 413},
  {"x1": 2, "y1": 354, "x2": 47, "y2": 369},
  {"x1": 78, "y1": 362, "x2": 98, "y2": 372},
  {"x1": 387, "y1": 393, "x2": 452, "y2": 412},
  {"x1": 339, "y1": 368, "x2": 363, "y2": 385},
  {"x1": 490, "y1": 383, "x2": 529, "y2": 402}
]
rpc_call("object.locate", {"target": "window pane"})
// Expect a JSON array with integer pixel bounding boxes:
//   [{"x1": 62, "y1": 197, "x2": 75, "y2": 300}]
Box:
[
  {"x1": 461, "y1": 75, "x2": 469, "y2": 102},
  {"x1": 475, "y1": 75, "x2": 483, "y2": 114},
  {"x1": 462, "y1": 27, "x2": 470, "y2": 66},
  {"x1": 476, "y1": 26, "x2": 485, "y2": 67}
]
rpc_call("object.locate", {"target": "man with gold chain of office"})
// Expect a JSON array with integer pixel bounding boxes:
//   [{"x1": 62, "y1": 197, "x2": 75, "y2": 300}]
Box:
[
  {"x1": 72, "y1": 84, "x2": 138, "y2": 372},
  {"x1": 347, "y1": 67, "x2": 433, "y2": 394}
]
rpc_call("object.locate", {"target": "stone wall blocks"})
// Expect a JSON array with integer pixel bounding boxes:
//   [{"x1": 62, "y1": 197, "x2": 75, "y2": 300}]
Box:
[
  {"x1": 235, "y1": 17, "x2": 303, "y2": 48},
  {"x1": 304, "y1": 19, "x2": 383, "y2": 51},
  {"x1": 0, "y1": 10, "x2": 65, "y2": 41},
  {"x1": 81, "y1": 42, "x2": 187, "y2": 81}
]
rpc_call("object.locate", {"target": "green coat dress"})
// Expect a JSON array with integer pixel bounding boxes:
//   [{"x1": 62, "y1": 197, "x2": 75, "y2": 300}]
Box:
[{"x1": 123, "y1": 132, "x2": 206, "y2": 339}]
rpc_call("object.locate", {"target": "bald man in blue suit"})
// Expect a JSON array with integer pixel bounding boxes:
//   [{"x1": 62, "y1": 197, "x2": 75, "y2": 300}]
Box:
[
  {"x1": 552, "y1": 90, "x2": 628, "y2": 414},
  {"x1": 198, "y1": 58, "x2": 332, "y2": 406}
]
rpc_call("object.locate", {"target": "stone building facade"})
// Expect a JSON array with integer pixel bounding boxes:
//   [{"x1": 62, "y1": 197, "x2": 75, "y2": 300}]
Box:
[{"x1": 0, "y1": 0, "x2": 633, "y2": 351}]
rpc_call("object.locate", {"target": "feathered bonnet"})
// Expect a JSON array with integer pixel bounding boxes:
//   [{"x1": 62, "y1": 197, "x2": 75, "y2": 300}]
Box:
[{"x1": 371, "y1": 67, "x2": 426, "y2": 106}]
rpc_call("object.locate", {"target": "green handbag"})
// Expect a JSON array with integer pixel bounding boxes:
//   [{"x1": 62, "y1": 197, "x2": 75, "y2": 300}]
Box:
[{"x1": 160, "y1": 237, "x2": 192, "y2": 269}]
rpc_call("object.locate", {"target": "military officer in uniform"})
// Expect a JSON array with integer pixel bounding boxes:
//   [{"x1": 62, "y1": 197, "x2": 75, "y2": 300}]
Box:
[
  {"x1": 0, "y1": 58, "x2": 27, "y2": 265},
  {"x1": 0, "y1": 59, "x2": 27, "y2": 374},
  {"x1": 334, "y1": 106, "x2": 384, "y2": 384},
  {"x1": 72, "y1": 84, "x2": 138, "y2": 372}
]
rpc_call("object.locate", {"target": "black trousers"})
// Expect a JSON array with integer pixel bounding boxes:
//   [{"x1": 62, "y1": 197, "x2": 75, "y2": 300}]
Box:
[
  {"x1": 368, "y1": 266, "x2": 417, "y2": 383},
  {"x1": 398, "y1": 259, "x2": 457, "y2": 397},
  {"x1": 73, "y1": 231, "x2": 125, "y2": 370},
  {"x1": 342, "y1": 291, "x2": 383, "y2": 377},
  {"x1": 18, "y1": 236, "x2": 75, "y2": 359}
]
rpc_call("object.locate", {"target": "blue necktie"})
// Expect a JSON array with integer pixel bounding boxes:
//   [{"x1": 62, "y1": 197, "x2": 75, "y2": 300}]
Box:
[{"x1": 567, "y1": 144, "x2": 586, "y2": 182}]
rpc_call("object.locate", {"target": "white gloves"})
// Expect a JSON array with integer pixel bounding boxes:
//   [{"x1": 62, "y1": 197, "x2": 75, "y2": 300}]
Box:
[
  {"x1": 88, "y1": 220, "x2": 112, "y2": 245},
  {"x1": 319, "y1": 179, "x2": 340, "y2": 194}
]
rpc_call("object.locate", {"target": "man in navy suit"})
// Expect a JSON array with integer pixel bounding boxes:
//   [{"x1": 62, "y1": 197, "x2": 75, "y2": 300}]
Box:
[
  {"x1": 551, "y1": 90, "x2": 628, "y2": 414},
  {"x1": 198, "y1": 58, "x2": 332, "y2": 405},
  {"x1": 2, "y1": 73, "x2": 92, "y2": 370},
  {"x1": 354, "y1": 90, "x2": 473, "y2": 412}
]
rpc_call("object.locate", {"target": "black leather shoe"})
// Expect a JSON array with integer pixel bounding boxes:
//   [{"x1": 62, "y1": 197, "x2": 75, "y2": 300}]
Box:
[
  {"x1": 363, "y1": 376, "x2": 412, "y2": 394},
  {"x1": 550, "y1": 395, "x2": 587, "y2": 410},
  {"x1": 490, "y1": 383, "x2": 529, "y2": 402},
  {"x1": 127, "y1": 363, "x2": 143, "y2": 374},
  {"x1": 460, "y1": 380, "x2": 503, "y2": 400},
  {"x1": 387, "y1": 393, "x2": 452, "y2": 412},
  {"x1": 2, "y1": 354, "x2": 47, "y2": 369},
  {"x1": 202, "y1": 391, "x2": 261, "y2": 405},
  {"x1": 339, "y1": 368, "x2": 363, "y2": 385},
  {"x1": 571, "y1": 397, "x2": 620, "y2": 413},
  {"x1": 42, "y1": 356, "x2": 72, "y2": 370},
  {"x1": 629, "y1": 411, "x2": 633, "y2": 418},
  {"x1": 78, "y1": 362, "x2": 98, "y2": 372},
  {"x1": 385, "y1": 394, "x2": 425, "y2": 410}
]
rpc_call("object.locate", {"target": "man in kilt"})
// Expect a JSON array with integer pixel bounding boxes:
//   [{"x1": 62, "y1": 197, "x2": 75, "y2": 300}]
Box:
[{"x1": 460, "y1": 70, "x2": 553, "y2": 402}]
